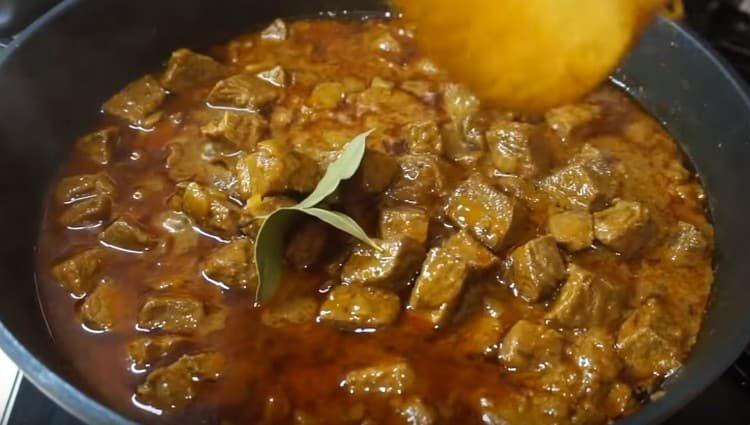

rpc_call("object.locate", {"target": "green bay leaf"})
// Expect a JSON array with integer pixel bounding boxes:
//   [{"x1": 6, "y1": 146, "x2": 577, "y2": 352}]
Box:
[
  {"x1": 253, "y1": 129, "x2": 379, "y2": 304},
  {"x1": 295, "y1": 129, "x2": 373, "y2": 209}
]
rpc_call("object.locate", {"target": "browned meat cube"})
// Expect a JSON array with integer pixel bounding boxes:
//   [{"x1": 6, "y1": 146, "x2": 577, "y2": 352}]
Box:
[
  {"x1": 138, "y1": 295, "x2": 206, "y2": 333},
  {"x1": 616, "y1": 298, "x2": 684, "y2": 382},
  {"x1": 409, "y1": 232, "x2": 497, "y2": 326},
  {"x1": 569, "y1": 329, "x2": 622, "y2": 391},
  {"x1": 75, "y1": 127, "x2": 119, "y2": 165},
  {"x1": 285, "y1": 219, "x2": 330, "y2": 269},
  {"x1": 548, "y1": 210, "x2": 594, "y2": 252},
  {"x1": 260, "y1": 19, "x2": 288, "y2": 41},
  {"x1": 593, "y1": 200, "x2": 655, "y2": 257},
  {"x1": 443, "y1": 83, "x2": 480, "y2": 125},
  {"x1": 308, "y1": 82, "x2": 346, "y2": 109},
  {"x1": 261, "y1": 297, "x2": 319, "y2": 328},
  {"x1": 207, "y1": 73, "x2": 279, "y2": 110},
  {"x1": 242, "y1": 140, "x2": 321, "y2": 198},
  {"x1": 177, "y1": 183, "x2": 239, "y2": 238},
  {"x1": 201, "y1": 111, "x2": 267, "y2": 152},
  {"x1": 486, "y1": 120, "x2": 550, "y2": 177},
  {"x1": 449, "y1": 312, "x2": 503, "y2": 357},
  {"x1": 341, "y1": 238, "x2": 425, "y2": 289},
  {"x1": 545, "y1": 103, "x2": 601, "y2": 140},
  {"x1": 103, "y1": 75, "x2": 166, "y2": 124},
  {"x1": 539, "y1": 144, "x2": 619, "y2": 211},
  {"x1": 155, "y1": 211, "x2": 199, "y2": 256},
  {"x1": 441, "y1": 117, "x2": 486, "y2": 165},
  {"x1": 408, "y1": 247, "x2": 467, "y2": 326},
  {"x1": 379, "y1": 206, "x2": 429, "y2": 244},
  {"x1": 344, "y1": 150, "x2": 399, "y2": 198},
  {"x1": 136, "y1": 353, "x2": 223, "y2": 409},
  {"x1": 665, "y1": 221, "x2": 710, "y2": 265},
  {"x1": 507, "y1": 236, "x2": 566, "y2": 302},
  {"x1": 392, "y1": 397, "x2": 437, "y2": 425},
  {"x1": 201, "y1": 239, "x2": 257, "y2": 290},
  {"x1": 318, "y1": 286, "x2": 400, "y2": 329},
  {"x1": 59, "y1": 195, "x2": 111, "y2": 228},
  {"x1": 55, "y1": 173, "x2": 114, "y2": 205},
  {"x1": 445, "y1": 175, "x2": 527, "y2": 253},
  {"x1": 545, "y1": 264, "x2": 629, "y2": 329},
  {"x1": 497, "y1": 320, "x2": 564, "y2": 371},
  {"x1": 98, "y1": 218, "x2": 158, "y2": 253},
  {"x1": 402, "y1": 121, "x2": 443, "y2": 155},
  {"x1": 160, "y1": 49, "x2": 227, "y2": 93},
  {"x1": 51, "y1": 248, "x2": 104, "y2": 297},
  {"x1": 128, "y1": 335, "x2": 188, "y2": 369},
  {"x1": 256, "y1": 65, "x2": 287, "y2": 88},
  {"x1": 387, "y1": 155, "x2": 449, "y2": 207},
  {"x1": 80, "y1": 280, "x2": 120, "y2": 331},
  {"x1": 342, "y1": 360, "x2": 416, "y2": 397},
  {"x1": 442, "y1": 230, "x2": 498, "y2": 270}
]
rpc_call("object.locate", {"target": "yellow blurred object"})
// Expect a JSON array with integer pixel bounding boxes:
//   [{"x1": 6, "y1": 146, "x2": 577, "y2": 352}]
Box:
[
  {"x1": 664, "y1": 0, "x2": 685, "y2": 20},
  {"x1": 394, "y1": 0, "x2": 667, "y2": 110}
]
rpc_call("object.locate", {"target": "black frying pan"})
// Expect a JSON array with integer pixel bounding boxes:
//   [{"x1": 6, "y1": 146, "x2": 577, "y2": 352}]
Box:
[{"x1": 1, "y1": 0, "x2": 750, "y2": 424}]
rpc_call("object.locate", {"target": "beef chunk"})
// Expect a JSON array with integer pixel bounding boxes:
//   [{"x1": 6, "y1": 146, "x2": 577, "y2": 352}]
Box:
[
  {"x1": 285, "y1": 219, "x2": 330, "y2": 269},
  {"x1": 241, "y1": 140, "x2": 321, "y2": 198},
  {"x1": 98, "y1": 218, "x2": 158, "y2": 253},
  {"x1": 261, "y1": 297, "x2": 319, "y2": 328},
  {"x1": 59, "y1": 195, "x2": 112, "y2": 228},
  {"x1": 402, "y1": 121, "x2": 443, "y2": 155},
  {"x1": 156, "y1": 211, "x2": 199, "y2": 256},
  {"x1": 319, "y1": 286, "x2": 400, "y2": 329},
  {"x1": 308, "y1": 82, "x2": 346, "y2": 109},
  {"x1": 408, "y1": 247, "x2": 467, "y2": 327},
  {"x1": 476, "y1": 391, "x2": 570, "y2": 425},
  {"x1": 138, "y1": 295, "x2": 206, "y2": 333},
  {"x1": 665, "y1": 221, "x2": 710, "y2": 265},
  {"x1": 341, "y1": 238, "x2": 425, "y2": 289},
  {"x1": 387, "y1": 155, "x2": 449, "y2": 207},
  {"x1": 449, "y1": 313, "x2": 503, "y2": 357},
  {"x1": 257, "y1": 65, "x2": 287, "y2": 88},
  {"x1": 344, "y1": 150, "x2": 399, "y2": 198},
  {"x1": 593, "y1": 200, "x2": 655, "y2": 257},
  {"x1": 207, "y1": 73, "x2": 279, "y2": 110},
  {"x1": 103, "y1": 75, "x2": 166, "y2": 124},
  {"x1": 160, "y1": 49, "x2": 227, "y2": 93},
  {"x1": 392, "y1": 397, "x2": 437, "y2": 425},
  {"x1": 443, "y1": 83, "x2": 480, "y2": 125},
  {"x1": 409, "y1": 232, "x2": 497, "y2": 326},
  {"x1": 569, "y1": 329, "x2": 622, "y2": 393},
  {"x1": 441, "y1": 117, "x2": 487, "y2": 165},
  {"x1": 80, "y1": 280, "x2": 119, "y2": 331},
  {"x1": 497, "y1": 320, "x2": 565, "y2": 371},
  {"x1": 486, "y1": 121, "x2": 550, "y2": 177},
  {"x1": 545, "y1": 103, "x2": 601, "y2": 140},
  {"x1": 177, "y1": 182, "x2": 239, "y2": 237},
  {"x1": 548, "y1": 210, "x2": 594, "y2": 252},
  {"x1": 51, "y1": 248, "x2": 104, "y2": 297},
  {"x1": 546, "y1": 264, "x2": 629, "y2": 329},
  {"x1": 442, "y1": 230, "x2": 499, "y2": 270},
  {"x1": 75, "y1": 127, "x2": 119, "y2": 165},
  {"x1": 201, "y1": 239, "x2": 257, "y2": 290},
  {"x1": 379, "y1": 206, "x2": 429, "y2": 244},
  {"x1": 201, "y1": 111, "x2": 267, "y2": 152},
  {"x1": 446, "y1": 175, "x2": 527, "y2": 253},
  {"x1": 342, "y1": 360, "x2": 416, "y2": 397},
  {"x1": 136, "y1": 353, "x2": 223, "y2": 409},
  {"x1": 616, "y1": 298, "x2": 684, "y2": 382},
  {"x1": 55, "y1": 173, "x2": 114, "y2": 205},
  {"x1": 128, "y1": 335, "x2": 188, "y2": 369},
  {"x1": 507, "y1": 236, "x2": 566, "y2": 302},
  {"x1": 539, "y1": 144, "x2": 619, "y2": 211},
  {"x1": 261, "y1": 19, "x2": 288, "y2": 41}
]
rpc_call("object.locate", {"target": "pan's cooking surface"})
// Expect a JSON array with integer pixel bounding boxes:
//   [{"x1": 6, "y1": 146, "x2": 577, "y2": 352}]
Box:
[{"x1": 32, "y1": 17, "x2": 714, "y2": 424}]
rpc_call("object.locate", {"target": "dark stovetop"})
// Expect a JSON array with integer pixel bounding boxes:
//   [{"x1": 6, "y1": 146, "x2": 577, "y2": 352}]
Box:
[{"x1": 6, "y1": 0, "x2": 750, "y2": 424}]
